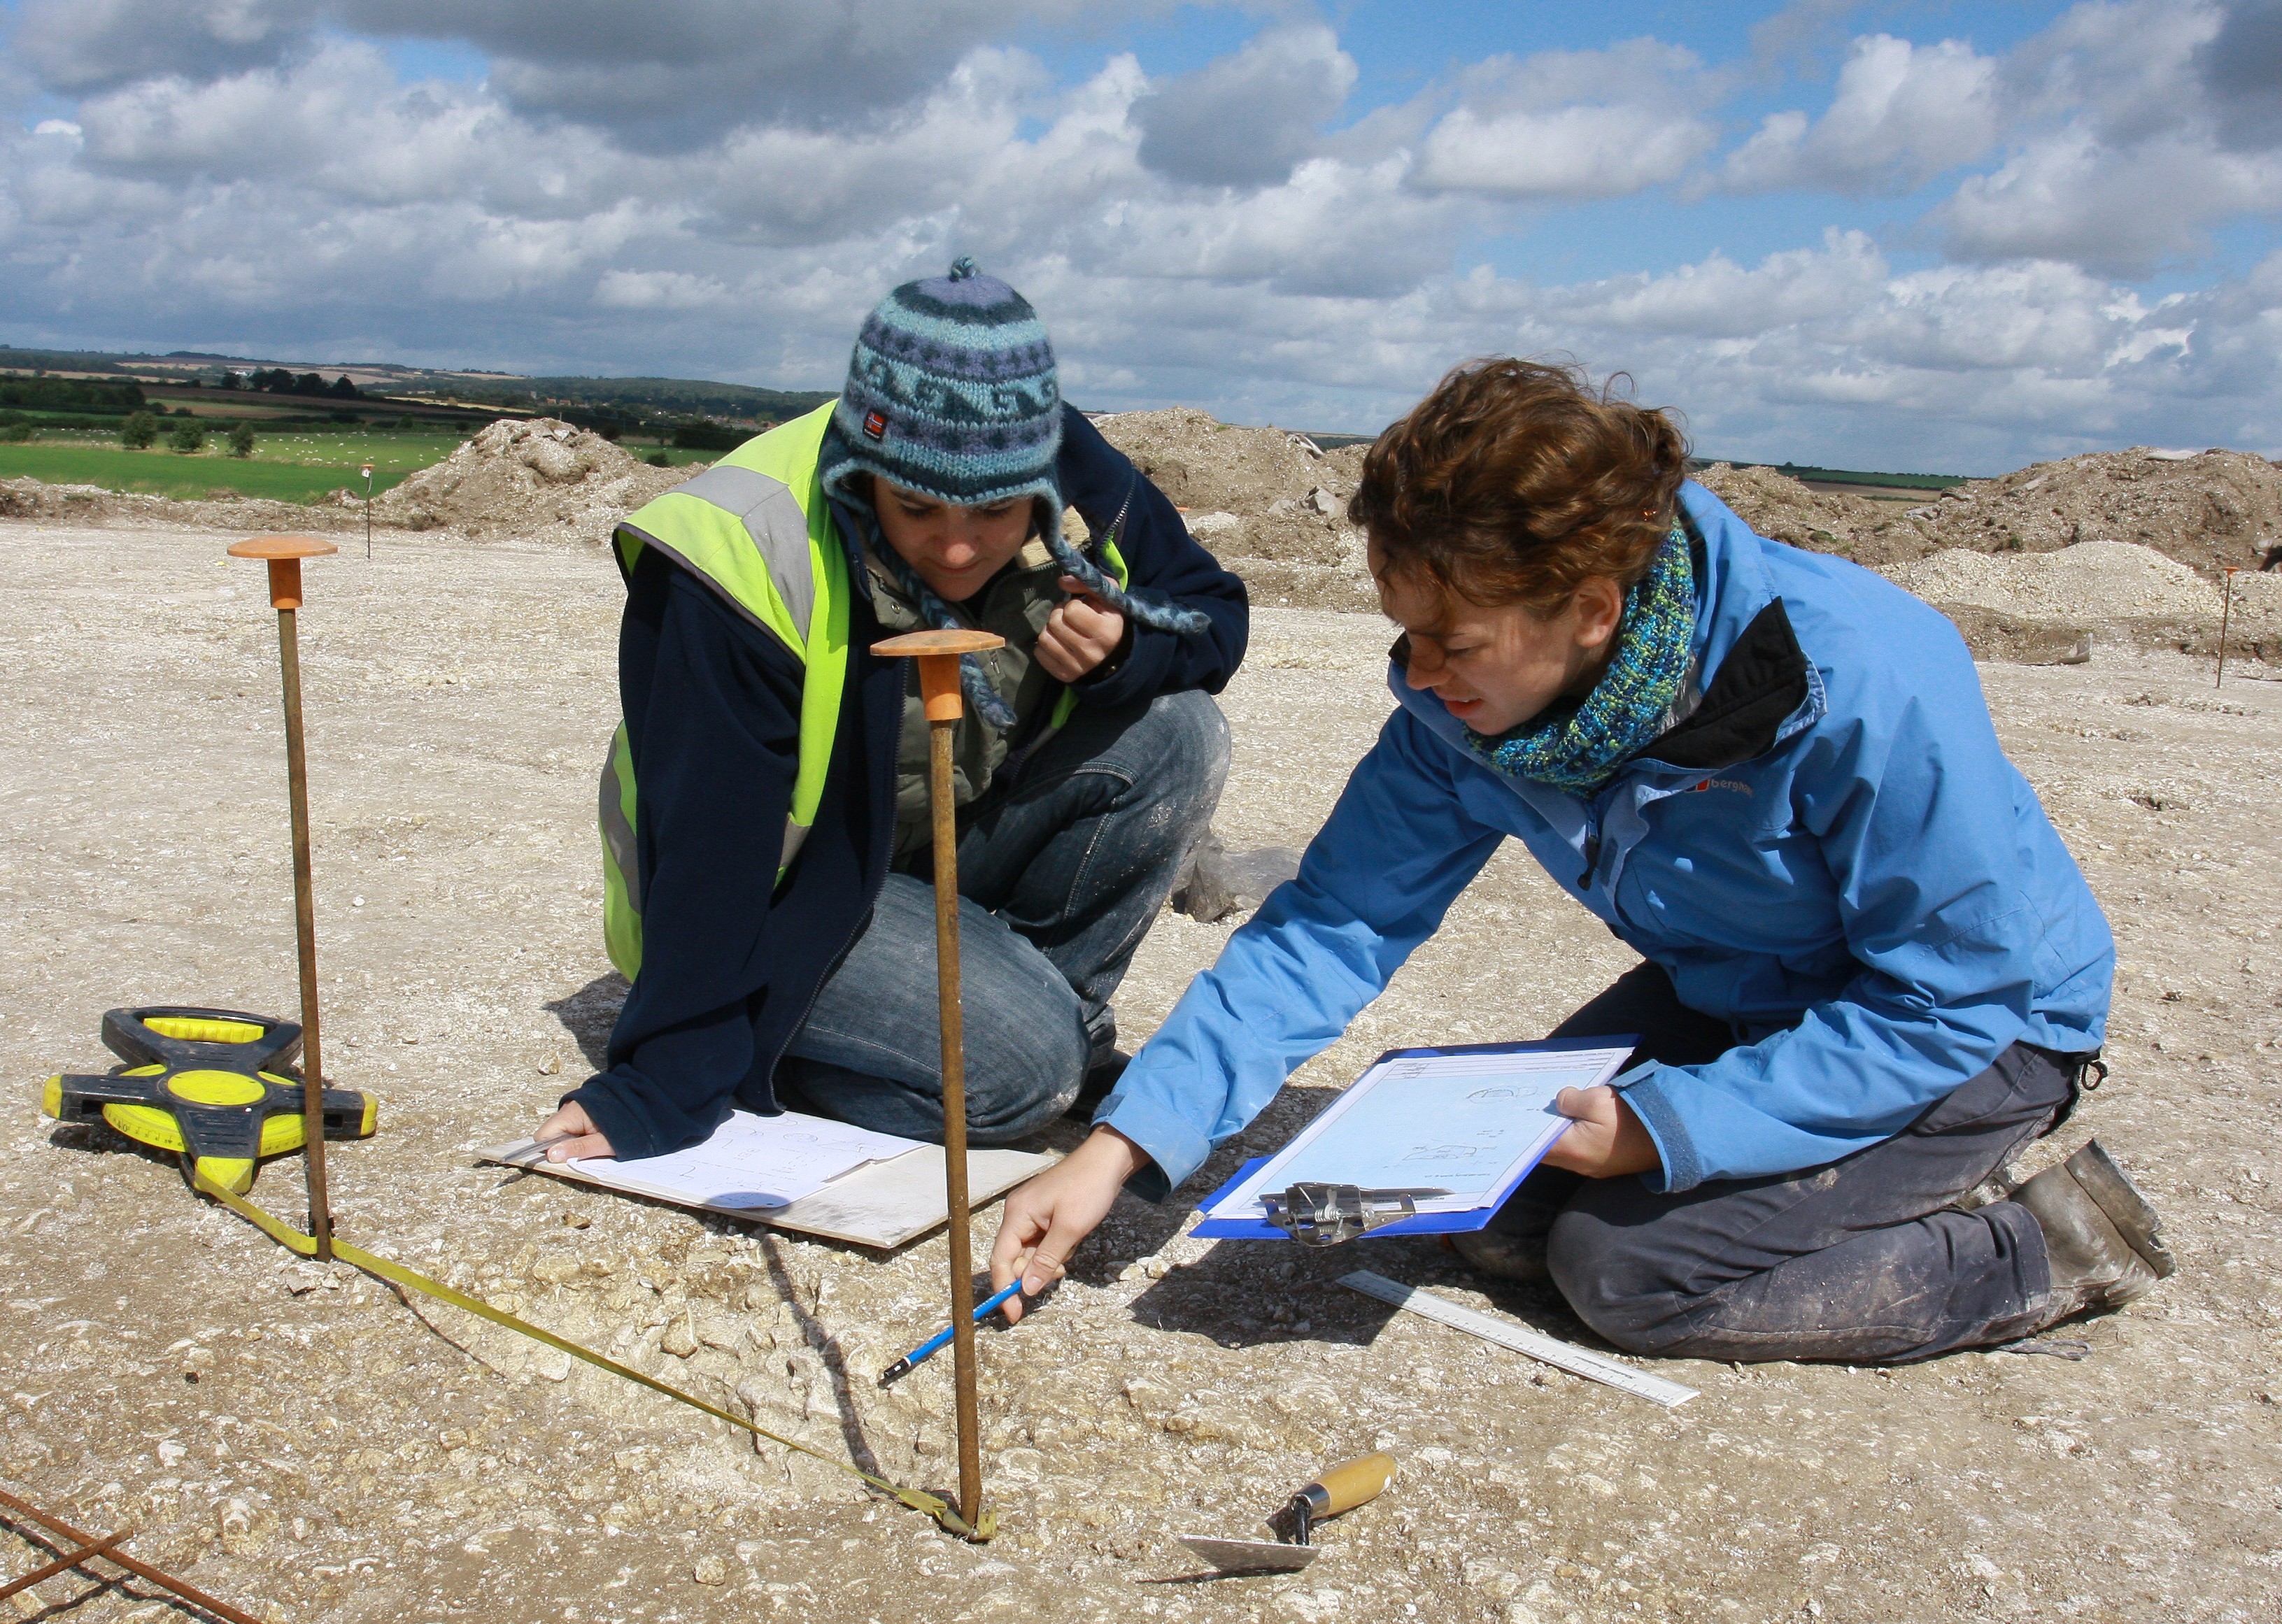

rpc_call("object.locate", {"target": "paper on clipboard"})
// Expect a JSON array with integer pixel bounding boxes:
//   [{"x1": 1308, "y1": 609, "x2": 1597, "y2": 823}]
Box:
[
  {"x1": 562, "y1": 1109, "x2": 919, "y2": 1209},
  {"x1": 1193, "y1": 1036, "x2": 1636, "y2": 1240},
  {"x1": 481, "y1": 1113, "x2": 1054, "y2": 1251}
]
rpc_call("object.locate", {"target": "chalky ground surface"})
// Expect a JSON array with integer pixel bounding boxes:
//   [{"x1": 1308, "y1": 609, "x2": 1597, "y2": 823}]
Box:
[{"x1": 1, "y1": 522, "x2": 2277, "y2": 1623}]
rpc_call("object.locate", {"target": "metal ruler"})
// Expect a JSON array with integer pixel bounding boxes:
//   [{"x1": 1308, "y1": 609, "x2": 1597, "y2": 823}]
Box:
[{"x1": 1341, "y1": 1270, "x2": 1699, "y2": 1409}]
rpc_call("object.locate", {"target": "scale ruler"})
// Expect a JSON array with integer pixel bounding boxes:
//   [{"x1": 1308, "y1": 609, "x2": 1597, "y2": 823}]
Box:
[{"x1": 1341, "y1": 1270, "x2": 1698, "y2": 1409}]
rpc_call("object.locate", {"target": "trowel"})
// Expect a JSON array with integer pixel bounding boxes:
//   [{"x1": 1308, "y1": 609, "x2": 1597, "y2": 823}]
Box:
[{"x1": 1177, "y1": 1453, "x2": 1398, "y2": 1574}]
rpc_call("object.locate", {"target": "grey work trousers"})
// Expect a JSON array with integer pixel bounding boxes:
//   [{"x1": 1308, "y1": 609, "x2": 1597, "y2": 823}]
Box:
[{"x1": 1508, "y1": 963, "x2": 2082, "y2": 1364}]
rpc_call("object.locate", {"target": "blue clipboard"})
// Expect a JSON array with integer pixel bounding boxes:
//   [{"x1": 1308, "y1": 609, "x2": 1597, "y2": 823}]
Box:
[{"x1": 1187, "y1": 1033, "x2": 1637, "y2": 1242}]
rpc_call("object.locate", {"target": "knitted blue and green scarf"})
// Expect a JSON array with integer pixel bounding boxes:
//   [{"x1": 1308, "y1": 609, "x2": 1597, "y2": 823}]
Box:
[{"x1": 1461, "y1": 523, "x2": 1697, "y2": 796}]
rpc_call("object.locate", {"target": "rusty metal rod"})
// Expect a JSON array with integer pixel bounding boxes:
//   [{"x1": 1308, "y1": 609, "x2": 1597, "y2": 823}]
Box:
[
  {"x1": 0, "y1": 1486, "x2": 262, "y2": 1624},
  {"x1": 928, "y1": 711, "x2": 984, "y2": 1530},
  {"x1": 2216, "y1": 567, "x2": 2237, "y2": 689},
  {"x1": 276, "y1": 594, "x2": 334, "y2": 1262},
  {"x1": 874, "y1": 628, "x2": 1002, "y2": 1537},
  {"x1": 0, "y1": 1525, "x2": 132, "y2": 1602},
  {"x1": 230, "y1": 538, "x2": 341, "y2": 1259}
]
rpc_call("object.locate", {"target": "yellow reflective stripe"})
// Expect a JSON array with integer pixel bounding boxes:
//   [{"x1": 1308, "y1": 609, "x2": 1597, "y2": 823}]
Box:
[
  {"x1": 618, "y1": 497, "x2": 807, "y2": 657},
  {"x1": 791, "y1": 486, "x2": 848, "y2": 833}
]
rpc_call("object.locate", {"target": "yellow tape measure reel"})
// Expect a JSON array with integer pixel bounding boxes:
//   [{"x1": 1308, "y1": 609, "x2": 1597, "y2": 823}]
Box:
[{"x1": 41, "y1": 1006, "x2": 376, "y2": 1193}]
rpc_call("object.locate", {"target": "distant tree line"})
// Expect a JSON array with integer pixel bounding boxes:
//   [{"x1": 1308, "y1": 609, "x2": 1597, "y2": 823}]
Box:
[
  {"x1": 226, "y1": 369, "x2": 360, "y2": 399},
  {"x1": 118, "y1": 413, "x2": 259, "y2": 455},
  {"x1": 670, "y1": 421, "x2": 750, "y2": 451},
  {"x1": 0, "y1": 376, "x2": 148, "y2": 414}
]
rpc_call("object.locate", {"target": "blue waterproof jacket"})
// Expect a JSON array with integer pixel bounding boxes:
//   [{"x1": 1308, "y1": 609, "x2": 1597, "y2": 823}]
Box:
[{"x1": 1099, "y1": 482, "x2": 2113, "y2": 1196}]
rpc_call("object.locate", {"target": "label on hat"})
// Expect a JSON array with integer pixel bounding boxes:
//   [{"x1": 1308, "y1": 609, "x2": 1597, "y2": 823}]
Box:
[{"x1": 863, "y1": 409, "x2": 888, "y2": 441}]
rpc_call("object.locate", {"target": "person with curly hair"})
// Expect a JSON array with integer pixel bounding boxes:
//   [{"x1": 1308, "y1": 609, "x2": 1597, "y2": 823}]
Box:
[{"x1": 993, "y1": 357, "x2": 2172, "y2": 1364}]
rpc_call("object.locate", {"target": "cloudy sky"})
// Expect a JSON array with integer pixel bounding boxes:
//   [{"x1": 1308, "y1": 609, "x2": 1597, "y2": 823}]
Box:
[{"x1": 4, "y1": 1, "x2": 2280, "y2": 472}]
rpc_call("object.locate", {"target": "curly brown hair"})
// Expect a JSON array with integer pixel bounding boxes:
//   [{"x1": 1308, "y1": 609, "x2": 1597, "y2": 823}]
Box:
[{"x1": 1348, "y1": 358, "x2": 1689, "y2": 614}]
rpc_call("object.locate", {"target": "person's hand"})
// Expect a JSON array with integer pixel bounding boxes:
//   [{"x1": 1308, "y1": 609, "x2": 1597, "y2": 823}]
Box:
[
  {"x1": 1539, "y1": 1085, "x2": 1660, "y2": 1178},
  {"x1": 1035, "y1": 576, "x2": 1127, "y2": 683},
  {"x1": 988, "y1": 1126, "x2": 1147, "y2": 1321},
  {"x1": 536, "y1": 1100, "x2": 615, "y2": 1163}
]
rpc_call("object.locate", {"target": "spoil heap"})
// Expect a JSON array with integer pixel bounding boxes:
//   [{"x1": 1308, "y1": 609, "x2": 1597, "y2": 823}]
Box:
[
  {"x1": 1906, "y1": 448, "x2": 2282, "y2": 578},
  {"x1": 1697, "y1": 448, "x2": 2282, "y2": 585},
  {"x1": 0, "y1": 476, "x2": 361, "y2": 533},
  {"x1": 371, "y1": 418, "x2": 690, "y2": 546},
  {"x1": 1692, "y1": 464, "x2": 1906, "y2": 567},
  {"x1": 1093, "y1": 408, "x2": 1375, "y2": 611},
  {"x1": 1884, "y1": 541, "x2": 2279, "y2": 665}
]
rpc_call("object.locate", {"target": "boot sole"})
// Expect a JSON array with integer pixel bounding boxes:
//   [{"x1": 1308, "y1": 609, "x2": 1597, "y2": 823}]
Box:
[{"x1": 2065, "y1": 1141, "x2": 2179, "y2": 1279}]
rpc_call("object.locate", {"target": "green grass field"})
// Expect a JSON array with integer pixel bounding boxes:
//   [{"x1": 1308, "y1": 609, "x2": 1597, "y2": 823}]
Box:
[
  {"x1": 0, "y1": 426, "x2": 706, "y2": 504},
  {"x1": 0, "y1": 432, "x2": 467, "y2": 503}
]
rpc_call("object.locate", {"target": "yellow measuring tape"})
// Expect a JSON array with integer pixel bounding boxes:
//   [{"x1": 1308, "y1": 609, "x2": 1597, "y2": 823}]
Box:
[{"x1": 189, "y1": 1171, "x2": 991, "y2": 1539}]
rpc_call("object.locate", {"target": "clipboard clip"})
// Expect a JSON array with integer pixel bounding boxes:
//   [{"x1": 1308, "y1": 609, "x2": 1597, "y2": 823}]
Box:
[{"x1": 1261, "y1": 1183, "x2": 1451, "y2": 1246}]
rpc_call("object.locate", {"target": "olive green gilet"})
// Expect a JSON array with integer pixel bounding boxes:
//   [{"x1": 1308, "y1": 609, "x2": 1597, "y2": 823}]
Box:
[{"x1": 597, "y1": 403, "x2": 1133, "y2": 981}]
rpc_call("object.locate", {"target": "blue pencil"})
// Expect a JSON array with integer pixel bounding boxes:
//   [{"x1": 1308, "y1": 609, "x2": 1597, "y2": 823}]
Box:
[{"x1": 877, "y1": 1282, "x2": 1024, "y2": 1386}]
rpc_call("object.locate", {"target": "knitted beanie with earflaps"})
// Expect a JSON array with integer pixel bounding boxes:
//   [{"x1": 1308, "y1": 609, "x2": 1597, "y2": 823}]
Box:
[{"x1": 818, "y1": 258, "x2": 1205, "y2": 727}]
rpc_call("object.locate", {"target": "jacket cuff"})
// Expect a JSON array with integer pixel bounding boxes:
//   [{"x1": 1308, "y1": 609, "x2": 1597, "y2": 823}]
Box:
[
  {"x1": 1073, "y1": 618, "x2": 1136, "y2": 688},
  {"x1": 1095, "y1": 1089, "x2": 1209, "y2": 1201},
  {"x1": 561, "y1": 1074, "x2": 672, "y2": 1164},
  {"x1": 1069, "y1": 610, "x2": 1176, "y2": 710},
  {"x1": 1614, "y1": 1062, "x2": 1702, "y2": 1194}
]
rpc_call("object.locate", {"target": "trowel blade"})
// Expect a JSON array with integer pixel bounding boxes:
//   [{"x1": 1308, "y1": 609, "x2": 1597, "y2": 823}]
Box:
[{"x1": 1177, "y1": 1534, "x2": 1319, "y2": 1573}]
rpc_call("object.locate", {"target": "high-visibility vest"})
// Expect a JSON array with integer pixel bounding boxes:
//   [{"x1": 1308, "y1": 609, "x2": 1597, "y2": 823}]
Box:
[
  {"x1": 596, "y1": 402, "x2": 1132, "y2": 981},
  {"x1": 598, "y1": 404, "x2": 851, "y2": 980}
]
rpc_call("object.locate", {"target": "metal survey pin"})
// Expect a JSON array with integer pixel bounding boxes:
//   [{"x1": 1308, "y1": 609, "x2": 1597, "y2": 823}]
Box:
[
  {"x1": 870, "y1": 627, "x2": 1006, "y2": 1539},
  {"x1": 227, "y1": 534, "x2": 340, "y2": 1260}
]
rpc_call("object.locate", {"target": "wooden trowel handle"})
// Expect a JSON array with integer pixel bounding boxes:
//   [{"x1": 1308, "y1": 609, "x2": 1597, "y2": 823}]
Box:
[{"x1": 1302, "y1": 1453, "x2": 1398, "y2": 1519}]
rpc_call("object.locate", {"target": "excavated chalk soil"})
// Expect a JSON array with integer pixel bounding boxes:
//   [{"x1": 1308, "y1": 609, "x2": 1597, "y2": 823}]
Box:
[{"x1": 1, "y1": 522, "x2": 2277, "y2": 1624}]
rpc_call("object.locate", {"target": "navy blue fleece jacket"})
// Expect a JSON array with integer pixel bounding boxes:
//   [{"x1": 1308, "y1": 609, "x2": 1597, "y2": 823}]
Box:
[{"x1": 564, "y1": 407, "x2": 1249, "y2": 1160}]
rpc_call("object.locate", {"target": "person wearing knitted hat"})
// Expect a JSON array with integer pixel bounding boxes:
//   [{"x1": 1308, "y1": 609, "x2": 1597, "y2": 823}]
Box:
[
  {"x1": 992, "y1": 358, "x2": 2167, "y2": 1366},
  {"x1": 537, "y1": 259, "x2": 1247, "y2": 1164}
]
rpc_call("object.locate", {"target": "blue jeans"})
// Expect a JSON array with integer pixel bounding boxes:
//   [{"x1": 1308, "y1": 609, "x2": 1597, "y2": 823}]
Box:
[
  {"x1": 1505, "y1": 963, "x2": 2081, "y2": 1362},
  {"x1": 775, "y1": 690, "x2": 1228, "y2": 1144}
]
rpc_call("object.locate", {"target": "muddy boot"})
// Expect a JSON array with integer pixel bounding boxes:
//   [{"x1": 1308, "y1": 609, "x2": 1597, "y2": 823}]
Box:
[
  {"x1": 1452, "y1": 1227, "x2": 1550, "y2": 1283},
  {"x1": 2011, "y1": 1140, "x2": 2178, "y2": 1316},
  {"x1": 1452, "y1": 1195, "x2": 1565, "y2": 1284}
]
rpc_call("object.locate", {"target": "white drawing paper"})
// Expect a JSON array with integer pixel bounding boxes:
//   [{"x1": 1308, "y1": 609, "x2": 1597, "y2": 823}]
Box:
[
  {"x1": 566, "y1": 1110, "x2": 920, "y2": 1209},
  {"x1": 1205, "y1": 1042, "x2": 1638, "y2": 1223}
]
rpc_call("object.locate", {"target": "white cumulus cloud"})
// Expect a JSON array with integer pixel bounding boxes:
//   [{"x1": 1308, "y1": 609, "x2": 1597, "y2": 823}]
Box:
[
  {"x1": 1720, "y1": 34, "x2": 2000, "y2": 192},
  {"x1": 1412, "y1": 40, "x2": 1716, "y2": 199},
  {"x1": 1133, "y1": 24, "x2": 1357, "y2": 189}
]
